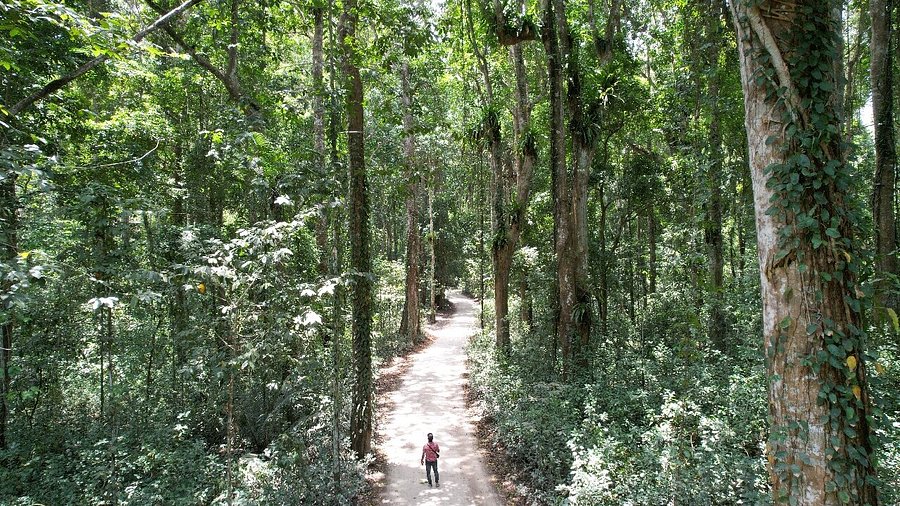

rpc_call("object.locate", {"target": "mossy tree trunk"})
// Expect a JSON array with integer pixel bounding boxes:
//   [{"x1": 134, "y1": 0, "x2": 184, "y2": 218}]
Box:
[{"x1": 339, "y1": 0, "x2": 372, "y2": 459}]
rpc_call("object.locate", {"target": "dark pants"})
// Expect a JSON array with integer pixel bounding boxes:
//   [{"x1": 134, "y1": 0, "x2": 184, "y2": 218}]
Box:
[{"x1": 425, "y1": 460, "x2": 439, "y2": 485}]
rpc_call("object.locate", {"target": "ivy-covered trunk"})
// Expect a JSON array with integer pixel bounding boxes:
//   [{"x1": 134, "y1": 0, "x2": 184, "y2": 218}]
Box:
[
  {"x1": 729, "y1": 1, "x2": 879, "y2": 504},
  {"x1": 340, "y1": 0, "x2": 373, "y2": 459}
]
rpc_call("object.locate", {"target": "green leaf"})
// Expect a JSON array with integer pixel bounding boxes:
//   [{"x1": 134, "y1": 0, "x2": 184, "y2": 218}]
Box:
[
  {"x1": 887, "y1": 308, "x2": 899, "y2": 332},
  {"x1": 779, "y1": 316, "x2": 792, "y2": 329},
  {"x1": 838, "y1": 490, "x2": 850, "y2": 503},
  {"x1": 825, "y1": 228, "x2": 840, "y2": 238}
]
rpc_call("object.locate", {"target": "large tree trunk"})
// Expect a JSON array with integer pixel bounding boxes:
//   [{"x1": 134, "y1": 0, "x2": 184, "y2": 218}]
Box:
[
  {"x1": 871, "y1": 0, "x2": 898, "y2": 313},
  {"x1": 399, "y1": 61, "x2": 422, "y2": 344},
  {"x1": 491, "y1": 41, "x2": 537, "y2": 357},
  {"x1": 728, "y1": 2, "x2": 879, "y2": 503},
  {"x1": 554, "y1": 0, "x2": 594, "y2": 374},
  {"x1": 339, "y1": 0, "x2": 372, "y2": 459}
]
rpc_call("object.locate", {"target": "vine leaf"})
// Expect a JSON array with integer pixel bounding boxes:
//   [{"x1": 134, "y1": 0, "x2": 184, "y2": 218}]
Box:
[{"x1": 887, "y1": 308, "x2": 899, "y2": 332}]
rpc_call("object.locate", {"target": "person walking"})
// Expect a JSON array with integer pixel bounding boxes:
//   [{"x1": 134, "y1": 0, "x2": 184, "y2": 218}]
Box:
[{"x1": 420, "y1": 432, "x2": 440, "y2": 487}]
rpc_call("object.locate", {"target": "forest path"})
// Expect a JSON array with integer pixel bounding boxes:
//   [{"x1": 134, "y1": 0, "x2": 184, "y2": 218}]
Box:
[{"x1": 374, "y1": 291, "x2": 503, "y2": 505}]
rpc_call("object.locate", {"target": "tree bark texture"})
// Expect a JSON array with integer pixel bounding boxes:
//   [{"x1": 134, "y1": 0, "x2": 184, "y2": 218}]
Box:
[
  {"x1": 489, "y1": 36, "x2": 537, "y2": 357},
  {"x1": 399, "y1": 61, "x2": 422, "y2": 344},
  {"x1": 729, "y1": 1, "x2": 879, "y2": 504},
  {"x1": 870, "y1": 0, "x2": 898, "y2": 312},
  {"x1": 339, "y1": 0, "x2": 373, "y2": 459}
]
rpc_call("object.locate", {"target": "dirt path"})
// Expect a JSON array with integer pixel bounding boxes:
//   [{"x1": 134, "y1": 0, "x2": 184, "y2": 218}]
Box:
[{"x1": 375, "y1": 291, "x2": 502, "y2": 505}]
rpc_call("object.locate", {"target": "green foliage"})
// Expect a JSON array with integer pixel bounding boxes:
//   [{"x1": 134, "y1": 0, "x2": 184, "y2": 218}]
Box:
[{"x1": 468, "y1": 287, "x2": 772, "y2": 504}]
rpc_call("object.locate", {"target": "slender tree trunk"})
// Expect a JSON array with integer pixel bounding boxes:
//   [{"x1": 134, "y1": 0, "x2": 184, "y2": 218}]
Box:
[
  {"x1": 428, "y1": 176, "x2": 436, "y2": 324},
  {"x1": 729, "y1": 2, "x2": 879, "y2": 503},
  {"x1": 168, "y1": 142, "x2": 186, "y2": 412},
  {"x1": 339, "y1": 0, "x2": 372, "y2": 459},
  {"x1": 479, "y1": 149, "x2": 486, "y2": 329},
  {"x1": 704, "y1": 1, "x2": 726, "y2": 352},
  {"x1": 648, "y1": 208, "x2": 657, "y2": 294},
  {"x1": 312, "y1": 5, "x2": 330, "y2": 279},
  {"x1": 598, "y1": 185, "x2": 609, "y2": 335},
  {"x1": 399, "y1": 61, "x2": 422, "y2": 344},
  {"x1": 541, "y1": 0, "x2": 571, "y2": 376},
  {"x1": 0, "y1": 171, "x2": 17, "y2": 450},
  {"x1": 323, "y1": 0, "x2": 344, "y2": 490},
  {"x1": 871, "y1": 0, "x2": 898, "y2": 313}
]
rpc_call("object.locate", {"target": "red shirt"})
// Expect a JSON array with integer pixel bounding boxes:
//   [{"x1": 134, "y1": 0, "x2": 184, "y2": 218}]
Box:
[{"x1": 423, "y1": 442, "x2": 440, "y2": 462}]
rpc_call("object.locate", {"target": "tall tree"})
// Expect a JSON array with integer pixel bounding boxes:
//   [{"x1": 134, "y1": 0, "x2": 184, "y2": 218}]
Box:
[
  {"x1": 701, "y1": 0, "x2": 727, "y2": 352},
  {"x1": 339, "y1": 0, "x2": 373, "y2": 458},
  {"x1": 0, "y1": 159, "x2": 16, "y2": 450},
  {"x1": 399, "y1": 60, "x2": 422, "y2": 343},
  {"x1": 540, "y1": 0, "x2": 568, "y2": 370},
  {"x1": 486, "y1": 0, "x2": 538, "y2": 356},
  {"x1": 871, "y1": 0, "x2": 898, "y2": 313},
  {"x1": 728, "y1": 1, "x2": 879, "y2": 503}
]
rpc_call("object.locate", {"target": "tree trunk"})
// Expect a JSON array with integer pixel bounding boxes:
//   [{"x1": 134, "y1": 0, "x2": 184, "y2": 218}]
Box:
[
  {"x1": 554, "y1": 0, "x2": 594, "y2": 374},
  {"x1": 427, "y1": 175, "x2": 437, "y2": 324},
  {"x1": 648, "y1": 208, "x2": 657, "y2": 294},
  {"x1": 871, "y1": 0, "x2": 898, "y2": 313},
  {"x1": 490, "y1": 37, "x2": 536, "y2": 357},
  {"x1": 703, "y1": 0, "x2": 726, "y2": 352},
  {"x1": 0, "y1": 172, "x2": 17, "y2": 450},
  {"x1": 312, "y1": 5, "x2": 330, "y2": 278},
  {"x1": 339, "y1": 0, "x2": 372, "y2": 459},
  {"x1": 541, "y1": 0, "x2": 572, "y2": 376},
  {"x1": 728, "y1": 2, "x2": 879, "y2": 503},
  {"x1": 399, "y1": 61, "x2": 422, "y2": 344}
]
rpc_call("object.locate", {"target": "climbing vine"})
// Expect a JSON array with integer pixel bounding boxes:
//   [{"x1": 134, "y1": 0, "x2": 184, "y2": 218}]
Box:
[{"x1": 741, "y1": 0, "x2": 880, "y2": 503}]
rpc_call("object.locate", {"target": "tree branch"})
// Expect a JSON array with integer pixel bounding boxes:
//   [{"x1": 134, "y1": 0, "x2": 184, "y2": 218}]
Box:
[
  {"x1": 745, "y1": 5, "x2": 805, "y2": 124},
  {"x1": 144, "y1": 0, "x2": 260, "y2": 115},
  {"x1": 7, "y1": 0, "x2": 204, "y2": 119}
]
